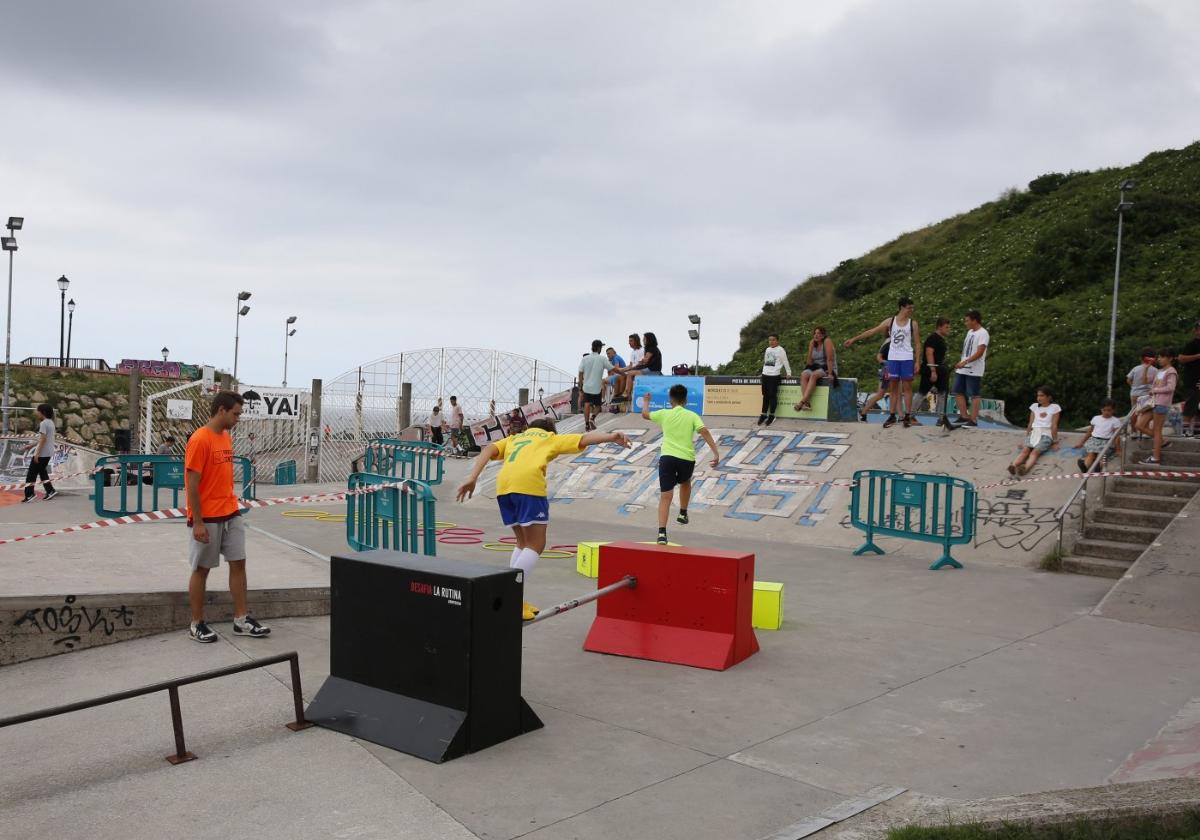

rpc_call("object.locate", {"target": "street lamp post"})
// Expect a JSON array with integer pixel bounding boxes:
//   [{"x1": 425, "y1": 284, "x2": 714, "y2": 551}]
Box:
[
  {"x1": 66, "y1": 298, "x2": 75, "y2": 364},
  {"x1": 1105, "y1": 180, "x2": 1136, "y2": 399},
  {"x1": 162, "y1": 346, "x2": 169, "y2": 362},
  {"x1": 57, "y1": 275, "x2": 69, "y2": 367},
  {"x1": 688, "y1": 314, "x2": 701, "y2": 370},
  {"x1": 2, "y1": 216, "x2": 21, "y2": 434},
  {"x1": 233, "y1": 291, "x2": 251, "y2": 383},
  {"x1": 283, "y1": 315, "x2": 297, "y2": 386}
]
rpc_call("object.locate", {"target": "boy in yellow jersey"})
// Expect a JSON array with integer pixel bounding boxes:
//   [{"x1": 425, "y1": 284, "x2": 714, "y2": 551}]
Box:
[
  {"x1": 641, "y1": 384, "x2": 720, "y2": 545},
  {"x1": 457, "y1": 418, "x2": 630, "y2": 620}
]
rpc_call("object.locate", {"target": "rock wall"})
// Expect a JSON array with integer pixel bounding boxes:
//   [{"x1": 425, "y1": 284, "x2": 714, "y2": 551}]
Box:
[{"x1": 7, "y1": 368, "x2": 131, "y2": 451}]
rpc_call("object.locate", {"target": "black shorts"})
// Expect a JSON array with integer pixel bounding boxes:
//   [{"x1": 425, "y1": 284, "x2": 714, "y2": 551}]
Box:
[
  {"x1": 583, "y1": 392, "x2": 602, "y2": 407},
  {"x1": 658, "y1": 455, "x2": 695, "y2": 492}
]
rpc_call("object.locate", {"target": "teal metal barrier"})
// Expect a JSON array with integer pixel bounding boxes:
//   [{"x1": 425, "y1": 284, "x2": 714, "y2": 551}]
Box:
[
  {"x1": 274, "y1": 460, "x2": 297, "y2": 485},
  {"x1": 848, "y1": 469, "x2": 976, "y2": 570},
  {"x1": 91, "y1": 455, "x2": 256, "y2": 518},
  {"x1": 363, "y1": 438, "x2": 445, "y2": 486},
  {"x1": 346, "y1": 472, "x2": 437, "y2": 555}
]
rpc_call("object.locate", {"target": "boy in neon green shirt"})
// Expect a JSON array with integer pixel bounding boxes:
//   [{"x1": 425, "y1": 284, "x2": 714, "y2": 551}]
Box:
[
  {"x1": 641, "y1": 384, "x2": 720, "y2": 544},
  {"x1": 457, "y1": 418, "x2": 630, "y2": 620}
]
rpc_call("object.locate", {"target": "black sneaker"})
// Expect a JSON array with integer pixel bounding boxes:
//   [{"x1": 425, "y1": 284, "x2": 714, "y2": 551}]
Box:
[
  {"x1": 859, "y1": 412, "x2": 868, "y2": 422},
  {"x1": 1077, "y1": 458, "x2": 1087, "y2": 473},
  {"x1": 765, "y1": 415, "x2": 776, "y2": 426},
  {"x1": 960, "y1": 419, "x2": 978, "y2": 428},
  {"x1": 883, "y1": 414, "x2": 897, "y2": 429},
  {"x1": 44, "y1": 489, "x2": 59, "y2": 500},
  {"x1": 189, "y1": 622, "x2": 218, "y2": 643},
  {"x1": 233, "y1": 616, "x2": 271, "y2": 637},
  {"x1": 20, "y1": 495, "x2": 34, "y2": 503},
  {"x1": 902, "y1": 415, "x2": 914, "y2": 428},
  {"x1": 757, "y1": 414, "x2": 767, "y2": 425},
  {"x1": 656, "y1": 532, "x2": 669, "y2": 545},
  {"x1": 677, "y1": 511, "x2": 689, "y2": 525},
  {"x1": 907, "y1": 414, "x2": 921, "y2": 425}
]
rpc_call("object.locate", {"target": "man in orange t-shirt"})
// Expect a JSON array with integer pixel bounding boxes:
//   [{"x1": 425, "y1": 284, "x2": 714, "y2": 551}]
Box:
[{"x1": 185, "y1": 391, "x2": 270, "y2": 643}]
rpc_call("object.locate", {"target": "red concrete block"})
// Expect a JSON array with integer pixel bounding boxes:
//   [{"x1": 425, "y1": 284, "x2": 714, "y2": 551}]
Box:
[{"x1": 583, "y1": 541, "x2": 759, "y2": 671}]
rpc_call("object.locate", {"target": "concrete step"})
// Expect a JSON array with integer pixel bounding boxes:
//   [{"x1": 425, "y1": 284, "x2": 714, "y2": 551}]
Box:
[
  {"x1": 1082, "y1": 521, "x2": 1161, "y2": 545},
  {"x1": 1062, "y1": 554, "x2": 1131, "y2": 579},
  {"x1": 1102, "y1": 491, "x2": 1190, "y2": 513},
  {"x1": 1071, "y1": 538, "x2": 1146, "y2": 563},
  {"x1": 1090, "y1": 506, "x2": 1177, "y2": 528},
  {"x1": 1110, "y1": 477, "x2": 1200, "y2": 498},
  {"x1": 1124, "y1": 446, "x2": 1200, "y2": 468}
]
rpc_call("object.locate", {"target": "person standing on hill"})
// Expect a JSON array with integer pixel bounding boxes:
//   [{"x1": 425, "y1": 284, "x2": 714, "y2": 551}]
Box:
[
  {"x1": 22, "y1": 403, "x2": 59, "y2": 502},
  {"x1": 844, "y1": 297, "x2": 921, "y2": 428},
  {"x1": 1135, "y1": 348, "x2": 1179, "y2": 465},
  {"x1": 1180, "y1": 321, "x2": 1200, "y2": 438},
  {"x1": 578, "y1": 339, "x2": 613, "y2": 431},
  {"x1": 917, "y1": 317, "x2": 952, "y2": 423},
  {"x1": 951, "y1": 309, "x2": 990, "y2": 427},
  {"x1": 758, "y1": 333, "x2": 791, "y2": 426}
]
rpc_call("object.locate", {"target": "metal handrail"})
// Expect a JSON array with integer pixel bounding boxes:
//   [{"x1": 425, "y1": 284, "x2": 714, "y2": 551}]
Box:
[
  {"x1": 1054, "y1": 410, "x2": 1136, "y2": 554},
  {"x1": 0, "y1": 651, "x2": 312, "y2": 764}
]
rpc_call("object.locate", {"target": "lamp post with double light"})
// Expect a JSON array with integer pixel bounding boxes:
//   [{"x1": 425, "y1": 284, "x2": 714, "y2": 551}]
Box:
[
  {"x1": 233, "y1": 291, "x2": 251, "y2": 383},
  {"x1": 283, "y1": 315, "x2": 297, "y2": 386},
  {"x1": 1105, "y1": 180, "x2": 1136, "y2": 399},
  {"x1": 2, "y1": 216, "x2": 22, "y2": 433},
  {"x1": 687, "y1": 314, "x2": 701, "y2": 370},
  {"x1": 57, "y1": 275, "x2": 69, "y2": 367}
]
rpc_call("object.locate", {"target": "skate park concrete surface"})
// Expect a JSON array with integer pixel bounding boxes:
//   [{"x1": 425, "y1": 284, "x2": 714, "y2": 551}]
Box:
[{"x1": 4, "y1": 416, "x2": 1200, "y2": 840}]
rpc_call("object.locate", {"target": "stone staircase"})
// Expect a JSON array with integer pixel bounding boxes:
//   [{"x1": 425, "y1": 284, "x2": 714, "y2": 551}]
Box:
[{"x1": 1064, "y1": 436, "x2": 1200, "y2": 578}]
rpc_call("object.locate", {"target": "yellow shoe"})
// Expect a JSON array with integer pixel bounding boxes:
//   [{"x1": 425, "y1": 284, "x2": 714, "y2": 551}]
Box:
[{"x1": 522, "y1": 602, "x2": 540, "y2": 621}]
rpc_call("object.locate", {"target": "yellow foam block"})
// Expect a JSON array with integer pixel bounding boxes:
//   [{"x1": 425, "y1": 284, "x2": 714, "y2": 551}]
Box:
[
  {"x1": 752, "y1": 581, "x2": 784, "y2": 630},
  {"x1": 576, "y1": 541, "x2": 609, "y2": 578}
]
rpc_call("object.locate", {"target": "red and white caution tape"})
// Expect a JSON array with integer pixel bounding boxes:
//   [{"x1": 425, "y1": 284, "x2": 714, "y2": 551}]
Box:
[
  {"x1": 0, "y1": 478, "x2": 419, "y2": 546},
  {"x1": 0, "y1": 464, "x2": 115, "y2": 493},
  {"x1": 976, "y1": 469, "x2": 1200, "y2": 491},
  {"x1": 367, "y1": 442, "x2": 447, "y2": 459}
]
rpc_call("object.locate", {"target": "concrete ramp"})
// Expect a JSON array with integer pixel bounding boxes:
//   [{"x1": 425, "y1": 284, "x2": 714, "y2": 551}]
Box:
[{"x1": 521, "y1": 416, "x2": 1085, "y2": 567}]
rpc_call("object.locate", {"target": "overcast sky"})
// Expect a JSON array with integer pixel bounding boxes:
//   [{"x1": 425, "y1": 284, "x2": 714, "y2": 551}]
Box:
[{"x1": 2, "y1": 0, "x2": 1197, "y2": 390}]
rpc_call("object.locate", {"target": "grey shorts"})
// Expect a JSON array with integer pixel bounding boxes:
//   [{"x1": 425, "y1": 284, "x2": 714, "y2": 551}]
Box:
[{"x1": 188, "y1": 514, "x2": 247, "y2": 570}]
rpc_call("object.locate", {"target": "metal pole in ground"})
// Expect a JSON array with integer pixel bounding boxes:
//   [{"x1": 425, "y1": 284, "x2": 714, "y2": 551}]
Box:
[{"x1": 524, "y1": 575, "x2": 636, "y2": 626}]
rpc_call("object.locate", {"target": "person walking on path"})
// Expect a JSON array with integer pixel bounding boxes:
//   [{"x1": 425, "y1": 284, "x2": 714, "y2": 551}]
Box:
[
  {"x1": 185, "y1": 391, "x2": 269, "y2": 644},
  {"x1": 794, "y1": 327, "x2": 838, "y2": 413},
  {"x1": 951, "y1": 309, "x2": 990, "y2": 427},
  {"x1": 1179, "y1": 321, "x2": 1200, "y2": 438},
  {"x1": 844, "y1": 297, "x2": 922, "y2": 428},
  {"x1": 456, "y1": 419, "x2": 630, "y2": 621},
  {"x1": 916, "y1": 317, "x2": 951, "y2": 420},
  {"x1": 758, "y1": 333, "x2": 791, "y2": 425},
  {"x1": 447, "y1": 396, "x2": 467, "y2": 455},
  {"x1": 642, "y1": 385, "x2": 720, "y2": 545},
  {"x1": 156, "y1": 435, "x2": 176, "y2": 455},
  {"x1": 22, "y1": 403, "x2": 59, "y2": 502},
  {"x1": 1135, "y1": 348, "x2": 1179, "y2": 465},
  {"x1": 578, "y1": 339, "x2": 613, "y2": 431}
]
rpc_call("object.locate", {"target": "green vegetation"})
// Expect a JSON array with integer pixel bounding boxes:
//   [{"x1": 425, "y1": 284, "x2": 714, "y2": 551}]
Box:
[
  {"x1": 887, "y1": 811, "x2": 1200, "y2": 840},
  {"x1": 1039, "y1": 544, "x2": 1065, "y2": 572},
  {"x1": 6, "y1": 367, "x2": 130, "y2": 450},
  {"x1": 723, "y1": 142, "x2": 1200, "y2": 425}
]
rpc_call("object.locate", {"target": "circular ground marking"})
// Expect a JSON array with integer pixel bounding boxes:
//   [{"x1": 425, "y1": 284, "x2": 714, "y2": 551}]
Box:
[
  {"x1": 481, "y1": 542, "x2": 516, "y2": 552},
  {"x1": 281, "y1": 510, "x2": 326, "y2": 519},
  {"x1": 434, "y1": 521, "x2": 458, "y2": 529},
  {"x1": 550, "y1": 543, "x2": 577, "y2": 552},
  {"x1": 438, "y1": 535, "x2": 483, "y2": 545},
  {"x1": 441, "y1": 527, "x2": 484, "y2": 536},
  {"x1": 498, "y1": 536, "x2": 518, "y2": 544},
  {"x1": 539, "y1": 549, "x2": 573, "y2": 560}
]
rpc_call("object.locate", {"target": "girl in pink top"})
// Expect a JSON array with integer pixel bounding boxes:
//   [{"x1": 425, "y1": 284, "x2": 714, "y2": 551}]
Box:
[{"x1": 1135, "y1": 348, "x2": 1178, "y2": 465}]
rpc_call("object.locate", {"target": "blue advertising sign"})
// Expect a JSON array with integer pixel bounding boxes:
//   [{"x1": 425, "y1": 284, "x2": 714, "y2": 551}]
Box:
[{"x1": 630, "y1": 376, "x2": 706, "y2": 413}]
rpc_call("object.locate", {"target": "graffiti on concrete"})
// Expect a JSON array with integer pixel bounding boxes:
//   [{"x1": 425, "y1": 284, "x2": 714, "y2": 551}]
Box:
[
  {"x1": 11, "y1": 595, "x2": 135, "y2": 651},
  {"x1": 549, "y1": 428, "x2": 852, "y2": 525}
]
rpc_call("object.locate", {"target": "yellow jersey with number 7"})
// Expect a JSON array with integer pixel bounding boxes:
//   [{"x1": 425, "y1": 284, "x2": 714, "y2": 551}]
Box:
[{"x1": 492, "y1": 429, "x2": 584, "y2": 497}]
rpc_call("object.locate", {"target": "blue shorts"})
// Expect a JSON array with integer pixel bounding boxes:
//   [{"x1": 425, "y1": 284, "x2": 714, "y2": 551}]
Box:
[
  {"x1": 885, "y1": 359, "x2": 914, "y2": 382},
  {"x1": 952, "y1": 373, "x2": 982, "y2": 399},
  {"x1": 607, "y1": 374, "x2": 620, "y2": 387},
  {"x1": 1153, "y1": 404, "x2": 1170, "y2": 415},
  {"x1": 497, "y1": 493, "x2": 549, "y2": 527}
]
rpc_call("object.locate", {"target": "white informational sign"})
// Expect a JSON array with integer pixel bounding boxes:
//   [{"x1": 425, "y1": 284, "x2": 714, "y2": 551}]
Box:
[
  {"x1": 202, "y1": 365, "x2": 216, "y2": 393},
  {"x1": 166, "y1": 399, "x2": 194, "y2": 420},
  {"x1": 238, "y1": 387, "x2": 303, "y2": 421}
]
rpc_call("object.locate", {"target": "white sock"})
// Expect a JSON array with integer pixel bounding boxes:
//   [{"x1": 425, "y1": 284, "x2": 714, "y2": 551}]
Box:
[
  {"x1": 510, "y1": 547, "x2": 522, "y2": 568},
  {"x1": 513, "y1": 547, "x2": 540, "y2": 576}
]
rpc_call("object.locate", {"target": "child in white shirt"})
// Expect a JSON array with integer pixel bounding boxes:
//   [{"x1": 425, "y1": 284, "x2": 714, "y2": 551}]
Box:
[
  {"x1": 1076, "y1": 398, "x2": 1122, "y2": 474},
  {"x1": 1007, "y1": 385, "x2": 1061, "y2": 476}
]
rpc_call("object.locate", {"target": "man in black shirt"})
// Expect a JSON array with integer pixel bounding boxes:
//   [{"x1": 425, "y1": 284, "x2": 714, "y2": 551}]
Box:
[
  {"x1": 917, "y1": 317, "x2": 951, "y2": 423},
  {"x1": 1180, "y1": 320, "x2": 1200, "y2": 437}
]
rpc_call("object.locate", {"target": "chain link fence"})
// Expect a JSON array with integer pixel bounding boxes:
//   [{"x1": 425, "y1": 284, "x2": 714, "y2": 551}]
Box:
[{"x1": 317, "y1": 348, "x2": 573, "y2": 483}]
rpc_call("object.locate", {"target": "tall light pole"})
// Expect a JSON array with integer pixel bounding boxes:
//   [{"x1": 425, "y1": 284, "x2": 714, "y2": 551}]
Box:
[
  {"x1": 688, "y1": 314, "x2": 701, "y2": 370},
  {"x1": 66, "y1": 298, "x2": 76, "y2": 364},
  {"x1": 162, "y1": 346, "x2": 169, "y2": 362},
  {"x1": 57, "y1": 275, "x2": 69, "y2": 367},
  {"x1": 1105, "y1": 179, "x2": 1135, "y2": 399},
  {"x1": 2, "y1": 216, "x2": 22, "y2": 434},
  {"x1": 283, "y1": 315, "x2": 297, "y2": 386},
  {"x1": 233, "y1": 291, "x2": 251, "y2": 383}
]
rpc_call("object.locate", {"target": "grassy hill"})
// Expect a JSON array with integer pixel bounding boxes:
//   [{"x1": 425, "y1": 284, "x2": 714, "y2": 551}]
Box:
[{"x1": 722, "y1": 142, "x2": 1200, "y2": 425}]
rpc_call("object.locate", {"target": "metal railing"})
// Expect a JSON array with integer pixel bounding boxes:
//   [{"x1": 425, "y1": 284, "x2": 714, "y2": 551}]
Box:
[
  {"x1": 1054, "y1": 411, "x2": 1136, "y2": 556},
  {"x1": 346, "y1": 472, "x2": 437, "y2": 555},
  {"x1": 849, "y1": 469, "x2": 976, "y2": 570},
  {"x1": 363, "y1": 438, "x2": 445, "y2": 485},
  {"x1": 91, "y1": 454, "x2": 256, "y2": 517},
  {"x1": 20, "y1": 356, "x2": 112, "y2": 370},
  {"x1": 0, "y1": 652, "x2": 312, "y2": 765}
]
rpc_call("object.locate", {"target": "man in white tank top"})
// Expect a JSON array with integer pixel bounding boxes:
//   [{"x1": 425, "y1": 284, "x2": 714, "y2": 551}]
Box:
[{"x1": 844, "y1": 296, "x2": 922, "y2": 428}]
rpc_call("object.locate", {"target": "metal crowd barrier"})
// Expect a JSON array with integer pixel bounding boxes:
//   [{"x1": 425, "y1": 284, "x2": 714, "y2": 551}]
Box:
[
  {"x1": 91, "y1": 454, "x2": 256, "y2": 518},
  {"x1": 346, "y1": 472, "x2": 438, "y2": 555},
  {"x1": 363, "y1": 438, "x2": 445, "y2": 486},
  {"x1": 848, "y1": 469, "x2": 976, "y2": 570},
  {"x1": 274, "y1": 459, "x2": 298, "y2": 485}
]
